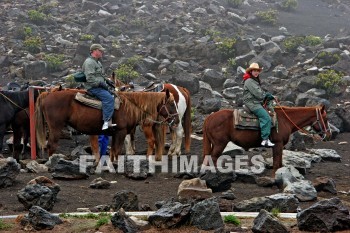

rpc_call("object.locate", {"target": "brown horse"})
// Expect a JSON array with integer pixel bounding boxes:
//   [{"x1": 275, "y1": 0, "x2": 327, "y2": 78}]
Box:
[
  {"x1": 128, "y1": 83, "x2": 191, "y2": 156},
  {"x1": 202, "y1": 105, "x2": 332, "y2": 173},
  {"x1": 35, "y1": 89, "x2": 179, "y2": 162}
]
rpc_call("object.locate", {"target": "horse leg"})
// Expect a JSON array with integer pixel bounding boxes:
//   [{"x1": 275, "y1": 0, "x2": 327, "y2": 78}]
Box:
[
  {"x1": 207, "y1": 143, "x2": 227, "y2": 167},
  {"x1": 143, "y1": 125, "x2": 155, "y2": 156},
  {"x1": 111, "y1": 131, "x2": 127, "y2": 162},
  {"x1": 89, "y1": 135, "x2": 100, "y2": 163},
  {"x1": 46, "y1": 130, "x2": 62, "y2": 158},
  {"x1": 0, "y1": 124, "x2": 6, "y2": 155},
  {"x1": 167, "y1": 128, "x2": 177, "y2": 156},
  {"x1": 272, "y1": 143, "x2": 283, "y2": 175},
  {"x1": 173, "y1": 123, "x2": 184, "y2": 156},
  {"x1": 12, "y1": 126, "x2": 22, "y2": 161}
]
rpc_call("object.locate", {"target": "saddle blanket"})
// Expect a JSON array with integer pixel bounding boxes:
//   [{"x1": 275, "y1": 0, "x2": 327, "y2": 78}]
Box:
[
  {"x1": 233, "y1": 109, "x2": 277, "y2": 130},
  {"x1": 74, "y1": 92, "x2": 121, "y2": 110}
]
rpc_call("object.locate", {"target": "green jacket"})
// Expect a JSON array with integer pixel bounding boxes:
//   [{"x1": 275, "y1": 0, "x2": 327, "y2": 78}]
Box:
[
  {"x1": 82, "y1": 57, "x2": 106, "y2": 90},
  {"x1": 242, "y1": 77, "x2": 265, "y2": 111}
]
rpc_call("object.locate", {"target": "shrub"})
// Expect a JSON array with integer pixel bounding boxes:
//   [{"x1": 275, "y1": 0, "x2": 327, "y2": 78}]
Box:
[
  {"x1": 226, "y1": 0, "x2": 243, "y2": 8},
  {"x1": 317, "y1": 51, "x2": 340, "y2": 66},
  {"x1": 24, "y1": 26, "x2": 32, "y2": 38},
  {"x1": 256, "y1": 9, "x2": 278, "y2": 25},
  {"x1": 28, "y1": 10, "x2": 47, "y2": 23},
  {"x1": 227, "y1": 58, "x2": 236, "y2": 67},
  {"x1": 115, "y1": 64, "x2": 140, "y2": 83},
  {"x1": 95, "y1": 217, "x2": 109, "y2": 228},
  {"x1": 280, "y1": 0, "x2": 298, "y2": 11},
  {"x1": 271, "y1": 207, "x2": 281, "y2": 217},
  {"x1": 316, "y1": 69, "x2": 343, "y2": 95},
  {"x1": 79, "y1": 34, "x2": 94, "y2": 41},
  {"x1": 24, "y1": 36, "x2": 42, "y2": 53},
  {"x1": 44, "y1": 54, "x2": 65, "y2": 71},
  {"x1": 127, "y1": 55, "x2": 143, "y2": 66},
  {"x1": 283, "y1": 36, "x2": 304, "y2": 52},
  {"x1": 205, "y1": 29, "x2": 221, "y2": 41},
  {"x1": 216, "y1": 37, "x2": 236, "y2": 58},
  {"x1": 224, "y1": 214, "x2": 240, "y2": 226},
  {"x1": 0, "y1": 219, "x2": 12, "y2": 230},
  {"x1": 304, "y1": 35, "x2": 322, "y2": 46}
]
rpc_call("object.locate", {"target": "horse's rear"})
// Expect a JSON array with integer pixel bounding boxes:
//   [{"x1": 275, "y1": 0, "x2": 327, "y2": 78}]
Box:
[{"x1": 202, "y1": 109, "x2": 263, "y2": 164}]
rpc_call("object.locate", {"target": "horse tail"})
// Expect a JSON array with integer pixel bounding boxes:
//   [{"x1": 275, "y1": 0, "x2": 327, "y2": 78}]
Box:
[
  {"x1": 182, "y1": 87, "x2": 192, "y2": 153},
  {"x1": 153, "y1": 123, "x2": 165, "y2": 160},
  {"x1": 35, "y1": 93, "x2": 48, "y2": 151},
  {"x1": 202, "y1": 115, "x2": 212, "y2": 157}
]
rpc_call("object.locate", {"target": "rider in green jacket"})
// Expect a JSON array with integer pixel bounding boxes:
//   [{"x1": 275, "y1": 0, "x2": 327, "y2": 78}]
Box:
[{"x1": 242, "y1": 63, "x2": 275, "y2": 147}]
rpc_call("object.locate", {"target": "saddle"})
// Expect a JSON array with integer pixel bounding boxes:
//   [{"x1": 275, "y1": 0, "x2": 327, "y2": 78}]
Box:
[
  {"x1": 74, "y1": 92, "x2": 121, "y2": 110},
  {"x1": 233, "y1": 106, "x2": 277, "y2": 130}
]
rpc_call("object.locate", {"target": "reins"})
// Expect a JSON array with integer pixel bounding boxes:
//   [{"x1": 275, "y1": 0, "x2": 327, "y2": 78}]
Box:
[
  {"x1": 0, "y1": 91, "x2": 26, "y2": 111},
  {"x1": 273, "y1": 98, "x2": 329, "y2": 140}
]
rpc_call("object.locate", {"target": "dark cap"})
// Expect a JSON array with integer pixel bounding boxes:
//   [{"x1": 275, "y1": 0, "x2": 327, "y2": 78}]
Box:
[{"x1": 90, "y1": 44, "x2": 105, "y2": 51}]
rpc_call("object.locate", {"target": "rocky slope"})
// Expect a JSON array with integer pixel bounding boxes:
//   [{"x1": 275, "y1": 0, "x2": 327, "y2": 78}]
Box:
[{"x1": 0, "y1": 0, "x2": 349, "y2": 132}]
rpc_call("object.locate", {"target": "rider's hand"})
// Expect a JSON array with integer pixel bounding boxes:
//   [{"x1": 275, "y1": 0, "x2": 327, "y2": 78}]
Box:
[{"x1": 265, "y1": 92, "x2": 275, "y2": 100}]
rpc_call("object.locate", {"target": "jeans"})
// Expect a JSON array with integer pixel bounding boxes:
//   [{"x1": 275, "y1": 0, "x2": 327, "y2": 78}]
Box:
[
  {"x1": 98, "y1": 135, "x2": 109, "y2": 156},
  {"x1": 88, "y1": 87, "x2": 114, "y2": 122},
  {"x1": 252, "y1": 107, "x2": 272, "y2": 140}
]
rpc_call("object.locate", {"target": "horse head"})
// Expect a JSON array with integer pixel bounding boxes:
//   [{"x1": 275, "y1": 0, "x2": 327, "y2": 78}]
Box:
[
  {"x1": 157, "y1": 89, "x2": 179, "y2": 128},
  {"x1": 311, "y1": 105, "x2": 332, "y2": 140}
]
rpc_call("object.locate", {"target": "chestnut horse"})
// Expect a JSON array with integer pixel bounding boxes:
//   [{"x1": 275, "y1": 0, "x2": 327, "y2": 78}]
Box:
[
  {"x1": 128, "y1": 84, "x2": 191, "y2": 156},
  {"x1": 202, "y1": 105, "x2": 332, "y2": 173},
  {"x1": 90, "y1": 83, "x2": 192, "y2": 157},
  {"x1": 35, "y1": 89, "x2": 179, "y2": 162}
]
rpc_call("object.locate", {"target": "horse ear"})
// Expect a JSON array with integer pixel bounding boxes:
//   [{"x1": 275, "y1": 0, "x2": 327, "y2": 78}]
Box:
[
  {"x1": 321, "y1": 104, "x2": 326, "y2": 112},
  {"x1": 165, "y1": 88, "x2": 170, "y2": 99},
  {"x1": 58, "y1": 85, "x2": 63, "y2": 91}
]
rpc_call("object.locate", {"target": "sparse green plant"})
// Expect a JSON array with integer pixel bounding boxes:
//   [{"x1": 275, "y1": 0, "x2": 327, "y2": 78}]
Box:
[
  {"x1": 38, "y1": 2, "x2": 58, "y2": 14},
  {"x1": 127, "y1": 55, "x2": 143, "y2": 66},
  {"x1": 24, "y1": 26, "x2": 32, "y2": 38},
  {"x1": 304, "y1": 35, "x2": 322, "y2": 46},
  {"x1": 24, "y1": 36, "x2": 42, "y2": 53},
  {"x1": 271, "y1": 207, "x2": 281, "y2": 217},
  {"x1": 216, "y1": 37, "x2": 236, "y2": 58},
  {"x1": 224, "y1": 214, "x2": 240, "y2": 226},
  {"x1": 79, "y1": 34, "x2": 94, "y2": 41},
  {"x1": 191, "y1": 107, "x2": 196, "y2": 121},
  {"x1": 227, "y1": 58, "x2": 236, "y2": 67},
  {"x1": 59, "y1": 212, "x2": 111, "y2": 219},
  {"x1": 115, "y1": 64, "x2": 140, "y2": 83},
  {"x1": 256, "y1": 9, "x2": 278, "y2": 25},
  {"x1": 95, "y1": 217, "x2": 109, "y2": 228},
  {"x1": 130, "y1": 18, "x2": 146, "y2": 27},
  {"x1": 226, "y1": 0, "x2": 243, "y2": 8},
  {"x1": 280, "y1": 0, "x2": 298, "y2": 11},
  {"x1": 317, "y1": 51, "x2": 340, "y2": 66},
  {"x1": 0, "y1": 219, "x2": 13, "y2": 230},
  {"x1": 44, "y1": 54, "x2": 65, "y2": 71},
  {"x1": 283, "y1": 36, "x2": 305, "y2": 52},
  {"x1": 205, "y1": 29, "x2": 221, "y2": 41},
  {"x1": 28, "y1": 10, "x2": 47, "y2": 23},
  {"x1": 316, "y1": 69, "x2": 343, "y2": 95}
]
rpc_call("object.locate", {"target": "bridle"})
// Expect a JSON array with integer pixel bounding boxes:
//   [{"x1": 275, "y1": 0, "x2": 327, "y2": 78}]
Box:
[
  {"x1": 274, "y1": 99, "x2": 332, "y2": 140},
  {"x1": 156, "y1": 99, "x2": 179, "y2": 127},
  {"x1": 310, "y1": 108, "x2": 332, "y2": 140}
]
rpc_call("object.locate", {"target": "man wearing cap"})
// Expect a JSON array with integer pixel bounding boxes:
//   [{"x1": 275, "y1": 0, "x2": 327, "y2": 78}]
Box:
[
  {"x1": 242, "y1": 63, "x2": 275, "y2": 147},
  {"x1": 82, "y1": 44, "x2": 116, "y2": 130}
]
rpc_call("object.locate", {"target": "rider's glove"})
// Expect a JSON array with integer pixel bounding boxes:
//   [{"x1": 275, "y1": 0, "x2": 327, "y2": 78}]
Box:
[{"x1": 265, "y1": 92, "x2": 275, "y2": 100}]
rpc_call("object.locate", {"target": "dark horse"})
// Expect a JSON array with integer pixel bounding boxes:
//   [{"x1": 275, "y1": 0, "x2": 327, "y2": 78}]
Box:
[
  {"x1": 0, "y1": 90, "x2": 38, "y2": 159},
  {"x1": 202, "y1": 105, "x2": 332, "y2": 173},
  {"x1": 35, "y1": 89, "x2": 179, "y2": 162}
]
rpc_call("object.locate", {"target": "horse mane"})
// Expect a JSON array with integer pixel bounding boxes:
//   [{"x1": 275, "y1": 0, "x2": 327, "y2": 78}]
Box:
[{"x1": 118, "y1": 92, "x2": 174, "y2": 122}]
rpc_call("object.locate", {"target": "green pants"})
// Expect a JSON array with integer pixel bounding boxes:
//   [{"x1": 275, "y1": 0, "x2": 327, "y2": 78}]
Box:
[{"x1": 252, "y1": 108, "x2": 271, "y2": 140}]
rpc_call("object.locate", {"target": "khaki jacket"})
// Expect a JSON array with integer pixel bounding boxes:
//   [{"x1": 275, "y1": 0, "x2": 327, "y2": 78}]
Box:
[{"x1": 242, "y1": 77, "x2": 265, "y2": 111}]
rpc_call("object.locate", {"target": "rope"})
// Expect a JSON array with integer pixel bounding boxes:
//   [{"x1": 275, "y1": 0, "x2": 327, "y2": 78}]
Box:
[
  {"x1": 273, "y1": 98, "x2": 322, "y2": 140},
  {"x1": 0, "y1": 91, "x2": 26, "y2": 111}
]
